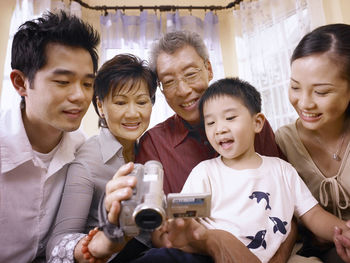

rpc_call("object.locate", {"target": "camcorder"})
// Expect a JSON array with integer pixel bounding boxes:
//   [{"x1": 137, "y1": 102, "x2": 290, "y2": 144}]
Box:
[{"x1": 119, "y1": 160, "x2": 211, "y2": 236}]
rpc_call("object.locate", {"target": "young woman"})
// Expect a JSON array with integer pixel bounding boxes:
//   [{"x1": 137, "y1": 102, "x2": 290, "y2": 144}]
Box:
[
  {"x1": 46, "y1": 53, "x2": 157, "y2": 262},
  {"x1": 275, "y1": 24, "x2": 350, "y2": 263}
]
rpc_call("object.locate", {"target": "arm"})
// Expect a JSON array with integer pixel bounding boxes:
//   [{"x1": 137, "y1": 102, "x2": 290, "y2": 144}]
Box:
[
  {"x1": 268, "y1": 217, "x2": 298, "y2": 263},
  {"x1": 154, "y1": 218, "x2": 261, "y2": 263},
  {"x1": 300, "y1": 204, "x2": 348, "y2": 241},
  {"x1": 74, "y1": 162, "x2": 138, "y2": 261}
]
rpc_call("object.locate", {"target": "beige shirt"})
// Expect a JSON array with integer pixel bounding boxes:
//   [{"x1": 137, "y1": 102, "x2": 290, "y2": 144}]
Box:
[
  {"x1": 276, "y1": 121, "x2": 350, "y2": 220},
  {"x1": 0, "y1": 105, "x2": 85, "y2": 263}
]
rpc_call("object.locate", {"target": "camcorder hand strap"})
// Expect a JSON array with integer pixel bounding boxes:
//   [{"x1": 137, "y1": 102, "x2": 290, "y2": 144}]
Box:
[{"x1": 98, "y1": 192, "x2": 125, "y2": 243}]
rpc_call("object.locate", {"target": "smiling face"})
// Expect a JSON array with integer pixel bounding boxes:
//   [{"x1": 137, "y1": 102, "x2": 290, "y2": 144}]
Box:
[
  {"x1": 98, "y1": 79, "x2": 152, "y2": 144},
  {"x1": 290, "y1": 53, "x2": 350, "y2": 131},
  {"x1": 156, "y1": 45, "x2": 213, "y2": 125},
  {"x1": 22, "y1": 43, "x2": 94, "y2": 133},
  {"x1": 203, "y1": 95, "x2": 263, "y2": 168}
]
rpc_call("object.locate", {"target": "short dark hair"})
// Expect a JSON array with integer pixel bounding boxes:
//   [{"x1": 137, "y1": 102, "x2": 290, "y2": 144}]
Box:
[
  {"x1": 291, "y1": 23, "x2": 350, "y2": 116},
  {"x1": 199, "y1": 77, "x2": 261, "y2": 124},
  {"x1": 92, "y1": 53, "x2": 157, "y2": 127},
  {"x1": 11, "y1": 11, "x2": 100, "y2": 82}
]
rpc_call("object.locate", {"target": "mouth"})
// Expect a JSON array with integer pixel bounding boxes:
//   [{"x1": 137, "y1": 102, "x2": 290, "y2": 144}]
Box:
[
  {"x1": 299, "y1": 111, "x2": 321, "y2": 121},
  {"x1": 219, "y1": 139, "x2": 234, "y2": 150},
  {"x1": 122, "y1": 122, "x2": 141, "y2": 130},
  {"x1": 63, "y1": 109, "x2": 82, "y2": 119},
  {"x1": 181, "y1": 98, "x2": 198, "y2": 109}
]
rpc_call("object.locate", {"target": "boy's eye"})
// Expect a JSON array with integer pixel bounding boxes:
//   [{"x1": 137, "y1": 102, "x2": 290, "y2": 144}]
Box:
[
  {"x1": 226, "y1": 116, "x2": 235, "y2": 121},
  {"x1": 206, "y1": 121, "x2": 215, "y2": 126}
]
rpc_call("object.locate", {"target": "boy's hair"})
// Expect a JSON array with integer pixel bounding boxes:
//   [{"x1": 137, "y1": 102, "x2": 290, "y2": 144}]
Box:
[
  {"x1": 199, "y1": 77, "x2": 261, "y2": 124},
  {"x1": 149, "y1": 30, "x2": 209, "y2": 76},
  {"x1": 11, "y1": 11, "x2": 100, "y2": 83},
  {"x1": 92, "y1": 53, "x2": 157, "y2": 127}
]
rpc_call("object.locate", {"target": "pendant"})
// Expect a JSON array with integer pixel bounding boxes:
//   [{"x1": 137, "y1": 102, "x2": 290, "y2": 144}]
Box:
[{"x1": 332, "y1": 153, "x2": 341, "y2": 161}]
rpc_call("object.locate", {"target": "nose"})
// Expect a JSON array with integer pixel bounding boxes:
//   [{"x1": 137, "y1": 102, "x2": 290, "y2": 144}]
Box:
[
  {"x1": 175, "y1": 79, "x2": 192, "y2": 97},
  {"x1": 215, "y1": 121, "x2": 228, "y2": 135},
  {"x1": 125, "y1": 102, "x2": 139, "y2": 118},
  {"x1": 298, "y1": 91, "x2": 315, "y2": 109},
  {"x1": 68, "y1": 83, "x2": 88, "y2": 103}
]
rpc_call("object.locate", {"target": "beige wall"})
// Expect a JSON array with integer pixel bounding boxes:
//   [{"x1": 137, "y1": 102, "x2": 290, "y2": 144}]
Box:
[
  {"x1": 0, "y1": 0, "x2": 349, "y2": 137},
  {"x1": 0, "y1": 0, "x2": 16, "y2": 97}
]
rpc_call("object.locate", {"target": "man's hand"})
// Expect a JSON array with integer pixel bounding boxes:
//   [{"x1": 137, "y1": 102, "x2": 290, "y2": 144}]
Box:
[{"x1": 334, "y1": 221, "x2": 350, "y2": 263}]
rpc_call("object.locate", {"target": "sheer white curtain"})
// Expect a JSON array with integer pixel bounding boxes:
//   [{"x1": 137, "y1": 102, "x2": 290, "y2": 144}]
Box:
[
  {"x1": 0, "y1": 0, "x2": 81, "y2": 110},
  {"x1": 233, "y1": 0, "x2": 325, "y2": 131},
  {"x1": 100, "y1": 10, "x2": 224, "y2": 129}
]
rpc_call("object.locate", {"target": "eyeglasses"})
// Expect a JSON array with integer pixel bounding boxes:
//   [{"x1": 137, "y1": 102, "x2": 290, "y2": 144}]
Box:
[{"x1": 159, "y1": 67, "x2": 203, "y2": 94}]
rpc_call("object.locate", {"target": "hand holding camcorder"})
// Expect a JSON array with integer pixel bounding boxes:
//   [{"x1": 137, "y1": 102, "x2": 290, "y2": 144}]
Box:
[{"x1": 119, "y1": 160, "x2": 211, "y2": 236}]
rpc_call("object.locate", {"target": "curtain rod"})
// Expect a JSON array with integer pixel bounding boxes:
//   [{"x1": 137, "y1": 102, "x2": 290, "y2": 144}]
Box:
[{"x1": 71, "y1": 0, "x2": 243, "y2": 12}]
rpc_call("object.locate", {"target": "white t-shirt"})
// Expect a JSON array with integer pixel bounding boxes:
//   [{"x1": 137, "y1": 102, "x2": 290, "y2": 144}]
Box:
[{"x1": 182, "y1": 155, "x2": 318, "y2": 263}]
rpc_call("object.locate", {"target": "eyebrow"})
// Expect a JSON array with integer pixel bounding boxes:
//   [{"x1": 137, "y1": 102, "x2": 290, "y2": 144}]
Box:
[
  {"x1": 290, "y1": 77, "x2": 334, "y2": 86},
  {"x1": 52, "y1": 69, "x2": 95, "y2": 79}
]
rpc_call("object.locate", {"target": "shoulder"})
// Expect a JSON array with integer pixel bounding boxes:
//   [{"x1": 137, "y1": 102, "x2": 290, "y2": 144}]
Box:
[
  {"x1": 73, "y1": 134, "x2": 101, "y2": 162},
  {"x1": 275, "y1": 122, "x2": 297, "y2": 143},
  {"x1": 261, "y1": 155, "x2": 296, "y2": 174}
]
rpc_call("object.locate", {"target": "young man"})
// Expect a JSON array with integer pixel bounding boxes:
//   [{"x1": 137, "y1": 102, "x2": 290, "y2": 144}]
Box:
[
  {"x1": 0, "y1": 11, "x2": 99, "y2": 262},
  {"x1": 157, "y1": 77, "x2": 350, "y2": 263},
  {"x1": 103, "y1": 31, "x2": 295, "y2": 263}
]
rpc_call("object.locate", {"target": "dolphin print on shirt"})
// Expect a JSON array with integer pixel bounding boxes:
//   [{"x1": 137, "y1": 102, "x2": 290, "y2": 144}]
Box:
[
  {"x1": 269, "y1": 216, "x2": 288, "y2": 234},
  {"x1": 246, "y1": 230, "x2": 267, "y2": 249},
  {"x1": 249, "y1": 191, "x2": 271, "y2": 210}
]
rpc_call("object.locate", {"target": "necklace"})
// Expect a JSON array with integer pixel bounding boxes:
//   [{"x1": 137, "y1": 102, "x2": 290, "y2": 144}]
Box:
[{"x1": 313, "y1": 123, "x2": 348, "y2": 162}]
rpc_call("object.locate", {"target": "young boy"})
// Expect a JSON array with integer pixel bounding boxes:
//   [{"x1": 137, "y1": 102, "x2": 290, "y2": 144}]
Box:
[{"x1": 157, "y1": 77, "x2": 350, "y2": 263}]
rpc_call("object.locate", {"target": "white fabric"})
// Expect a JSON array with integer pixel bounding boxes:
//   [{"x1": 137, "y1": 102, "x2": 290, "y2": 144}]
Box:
[
  {"x1": 232, "y1": 0, "x2": 324, "y2": 131},
  {"x1": 182, "y1": 155, "x2": 318, "y2": 263},
  {"x1": 0, "y1": 104, "x2": 85, "y2": 263}
]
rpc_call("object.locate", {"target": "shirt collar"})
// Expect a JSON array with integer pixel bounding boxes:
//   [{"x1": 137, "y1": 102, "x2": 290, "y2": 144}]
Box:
[
  {"x1": 98, "y1": 127, "x2": 123, "y2": 163},
  {"x1": 1, "y1": 104, "x2": 86, "y2": 175},
  {"x1": 172, "y1": 114, "x2": 205, "y2": 148},
  {"x1": 1, "y1": 105, "x2": 34, "y2": 173}
]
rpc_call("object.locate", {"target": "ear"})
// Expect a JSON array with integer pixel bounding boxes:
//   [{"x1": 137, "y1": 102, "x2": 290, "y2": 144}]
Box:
[
  {"x1": 253, "y1": 113, "x2": 265, "y2": 133},
  {"x1": 96, "y1": 96, "x2": 104, "y2": 116},
  {"x1": 205, "y1": 60, "x2": 214, "y2": 81},
  {"x1": 10, "y1": 69, "x2": 28, "y2": 97}
]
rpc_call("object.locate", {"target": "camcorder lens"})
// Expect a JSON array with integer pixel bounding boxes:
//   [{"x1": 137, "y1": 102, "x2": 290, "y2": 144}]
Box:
[{"x1": 134, "y1": 209, "x2": 163, "y2": 230}]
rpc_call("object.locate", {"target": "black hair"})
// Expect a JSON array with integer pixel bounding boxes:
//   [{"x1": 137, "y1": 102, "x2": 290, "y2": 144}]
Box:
[
  {"x1": 92, "y1": 53, "x2": 157, "y2": 127},
  {"x1": 11, "y1": 11, "x2": 100, "y2": 82},
  {"x1": 291, "y1": 24, "x2": 350, "y2": 116},
  {"x1": 199, "y1": 77, "x2": 261, "y2": 125}
]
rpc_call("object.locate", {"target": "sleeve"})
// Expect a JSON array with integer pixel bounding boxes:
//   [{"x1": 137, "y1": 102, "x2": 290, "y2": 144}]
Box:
[
  {"x1": 181, "y1": 162, "x2": 211, "y2": 194},
  {"x1": 46, "y1": 161, "x2": 95, "y2": 262},
  {"x1": 255, "y1": 120, "x2": 287, "y2": 160},
  {"x1": 284, "y1": 162, "x2": 318, "y2": 218}
]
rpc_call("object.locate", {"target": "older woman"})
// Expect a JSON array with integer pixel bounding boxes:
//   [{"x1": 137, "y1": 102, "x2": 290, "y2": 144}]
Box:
[{"x1": 46, "y1": 53, "x2": 157, "y2": 262}]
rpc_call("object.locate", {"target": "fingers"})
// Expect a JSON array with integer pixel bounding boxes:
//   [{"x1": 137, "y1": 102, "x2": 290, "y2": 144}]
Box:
[
  {"x1": 107, "y1": 200, "x2": 121, "y2": 224},
  {"x1": 112, "y1": 162, "x2": 134, "y2": 180}
]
